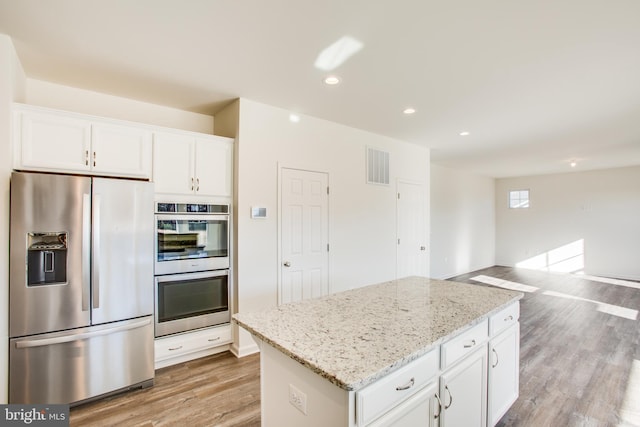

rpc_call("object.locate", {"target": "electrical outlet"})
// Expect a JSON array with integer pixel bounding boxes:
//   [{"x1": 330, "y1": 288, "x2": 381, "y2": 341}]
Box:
[{"x1": 289, "y1": 384, "x2": 307, "y2": 415}]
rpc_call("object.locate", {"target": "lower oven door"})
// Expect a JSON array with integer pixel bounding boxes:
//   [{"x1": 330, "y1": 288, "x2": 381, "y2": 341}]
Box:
[{"x1": 154, "y1": 270, "x2": 230, "y2": 337}]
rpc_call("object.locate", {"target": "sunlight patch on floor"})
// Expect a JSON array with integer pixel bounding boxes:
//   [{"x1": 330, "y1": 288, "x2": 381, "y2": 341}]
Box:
[
  {"x1": 574, "y1": 274, "x2": 640, "y2": 290},
  {"x1": 470, "y1": 275, "x2": 539, "y2": 293},
  {"x1": 516, "y1": 239, "x2": 584, "y2": 273},
  {"x1": 472, "y1": 273, "x2": 639, "y2": 321},
  {"x1": 619, "y1": 359, "x2": 640, "y2": 426},
  {"x1": 542, "y1": 290, "x2": 638, "y2": 321}
]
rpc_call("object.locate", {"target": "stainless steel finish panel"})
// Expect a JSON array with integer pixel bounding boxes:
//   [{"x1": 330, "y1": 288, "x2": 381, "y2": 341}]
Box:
[
  {"x1": 91, "y1": 178, "x2": 154, "y2": 325},
  {"x1": 9, "y1": 317, "x2": 154, "y2": 405},
  {"x1": 154, "y1": 270, "x2": 230, "y2": 337},
  {"x1": 154, "y1": 253, "x2": 230, "y2": 275},
  {"x1": 10, "y1": 172, "x2": 91, "y2": 337}
]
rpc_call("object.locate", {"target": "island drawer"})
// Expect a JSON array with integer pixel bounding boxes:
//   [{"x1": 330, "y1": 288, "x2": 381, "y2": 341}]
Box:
[
  {"x1": 356, "y1": 348, "x2": 439, "y2": 426},
  {"x1": 441, "y1": 319, "x2": 488, "y2": 369},
  {"x1": 489, "y1": 301, "x2": 519, "y2": 336}
]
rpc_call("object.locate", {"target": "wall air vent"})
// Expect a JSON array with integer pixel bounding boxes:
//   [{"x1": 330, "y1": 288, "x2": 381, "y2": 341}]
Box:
[{"x1": 366, "y1": 147, "x2": 389, "y2": 185}]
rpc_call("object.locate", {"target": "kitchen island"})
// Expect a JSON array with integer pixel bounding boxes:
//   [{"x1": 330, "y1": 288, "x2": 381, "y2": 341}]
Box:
[{"x1": 233, "y1": 276, "x2": 523, "y2": 427}]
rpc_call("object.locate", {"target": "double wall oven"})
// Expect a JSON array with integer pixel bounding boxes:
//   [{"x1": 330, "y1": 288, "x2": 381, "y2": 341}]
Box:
[{"x1": 154, "y1": 202, "x2": 230, "y2": 337}]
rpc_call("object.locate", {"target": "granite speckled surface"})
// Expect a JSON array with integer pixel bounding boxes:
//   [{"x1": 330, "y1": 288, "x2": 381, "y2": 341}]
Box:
[{"x1": 233, "y1": 276, "x2": 523, "y2": 391}]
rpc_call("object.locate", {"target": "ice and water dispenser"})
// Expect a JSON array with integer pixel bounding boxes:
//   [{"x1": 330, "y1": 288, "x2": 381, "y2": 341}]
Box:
[{"x1": 26, "y1": 232, "x2": 68, "y2": 286}]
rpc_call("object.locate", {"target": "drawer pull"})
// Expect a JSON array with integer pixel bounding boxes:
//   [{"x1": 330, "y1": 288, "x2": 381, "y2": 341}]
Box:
[
  {"x1": 168, "y1": 345, "x2": 183, "y2": 351},
  {"x1": 463, "y1": 339, "x2": 476, "y2": 349},
  {"x1": 208, "y1": 337, "x2": 221, "y2": 342},
  {"x1": 395, "y1": 377, "x2": 415, "y2": 391},
  {"x1": 504, "y1": 315, "x2": 514, "y2": 322}
]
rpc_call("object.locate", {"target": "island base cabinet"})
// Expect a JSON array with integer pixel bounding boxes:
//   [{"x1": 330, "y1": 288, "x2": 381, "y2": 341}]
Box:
[
  {"x1": 439, "y1": 346, "x2": 488, "y2": 427},
  {"x1": 488, "y1": 323, "x2": 520, "y2": 426},
  {"x1": 260, "y1": 343, "x2": 353, "y2": 427}
]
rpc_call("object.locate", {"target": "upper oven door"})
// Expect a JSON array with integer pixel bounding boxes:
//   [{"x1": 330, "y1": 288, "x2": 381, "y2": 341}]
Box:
[{"x1": 155, "y1": 213, "x2": 229, "y2": 275}]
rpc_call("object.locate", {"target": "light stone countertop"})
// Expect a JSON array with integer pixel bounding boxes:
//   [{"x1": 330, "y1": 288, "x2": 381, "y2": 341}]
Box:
[{"x1": 233, "y1": 276, "x2": 523, "y2": 391}]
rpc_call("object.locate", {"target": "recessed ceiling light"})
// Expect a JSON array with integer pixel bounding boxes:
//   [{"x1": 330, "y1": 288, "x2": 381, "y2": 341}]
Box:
[
  {"x1": 324, "y1": 76, "x2": 341, "y2": 85},
  {"x1": 570, "y1": 161, "x2": 577, "y2": 168},
  {"x1": 289, "y1": 114, "x2": 300, "y2": 123},
  {"x1": 459, "y1": 131, "x2": 470, "y2": 136},
  {"x1": 403, "y1": 108, "x2": 416, "y2": 115}
]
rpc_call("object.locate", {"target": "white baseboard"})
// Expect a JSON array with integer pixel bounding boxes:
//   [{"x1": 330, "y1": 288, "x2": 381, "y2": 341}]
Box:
[{"x1": 230, "y1": 341, "x2": 260, "y2": 358}]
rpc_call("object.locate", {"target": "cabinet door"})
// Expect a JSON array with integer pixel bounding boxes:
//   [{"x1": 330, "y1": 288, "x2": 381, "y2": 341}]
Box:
[
  {"x1": 92, "y1": 123, "x2": 152, "y2": 178},
  {"x1": 488, "y1": 323, "x2": 519, "y2": 426},
  {"x1": 368, "y1": 382, "x2": 438, "y2": 427},
  {"x1": 18, "y1": 110, "x2": 91, "y2": 173},
  {"x1": 440, "y1": 347, "x2": 487, "y2": 427},
  {"x1": 153, "y1": 132, "x2": 196, "y2": 195},
  {"x1": 194, "y1": 136, "x2": 233, "y2": 197}
]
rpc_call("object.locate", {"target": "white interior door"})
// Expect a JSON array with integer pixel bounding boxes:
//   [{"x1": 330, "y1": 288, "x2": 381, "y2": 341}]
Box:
[
  {"x1": 397, "y1": 180, "x2": 428, "y2": 278},
  {"x1": 280, "y1": 168, "x2": 329, "y2": 304}
]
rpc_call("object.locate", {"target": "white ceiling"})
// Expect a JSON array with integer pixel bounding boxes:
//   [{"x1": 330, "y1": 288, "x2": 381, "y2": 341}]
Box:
[{"x1": 1, "y1": 0, "x2": 639, "y2": 178}]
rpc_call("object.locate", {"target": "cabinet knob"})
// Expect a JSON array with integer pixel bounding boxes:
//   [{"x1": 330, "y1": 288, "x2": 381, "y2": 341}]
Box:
[{"x1": 283, "y1": 261, "x2": 291, "y2": 267}]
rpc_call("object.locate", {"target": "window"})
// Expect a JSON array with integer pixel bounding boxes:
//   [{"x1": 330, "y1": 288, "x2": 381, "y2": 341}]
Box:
[{"x1": 509, "y1": 190, "x2": 530, "y2": 209}]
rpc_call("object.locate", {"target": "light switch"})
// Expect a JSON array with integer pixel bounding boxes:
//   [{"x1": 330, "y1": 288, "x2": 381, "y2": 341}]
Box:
[{"x1": 251, "y1": 206, "x2": 267, "y2": 219}]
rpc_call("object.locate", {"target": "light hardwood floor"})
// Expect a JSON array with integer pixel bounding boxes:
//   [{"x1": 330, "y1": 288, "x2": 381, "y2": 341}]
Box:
[
  {"x1": 450, "y1": 266, "x2": 640, "y2": 426},
  {"x1": 70, "y1": 351, "x2": 260, "y2": 426},
  {"x1": 71, "y1": 266, "x2": 640, "y2": 426}
]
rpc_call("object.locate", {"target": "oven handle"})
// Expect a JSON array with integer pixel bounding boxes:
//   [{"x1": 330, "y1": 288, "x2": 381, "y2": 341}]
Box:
[
  {"x1": 155, "y1": 214, "x2": 229, "y2": 222},
  {"x1": 155, "y1": 269, "x2": 229, "y2": 283}
]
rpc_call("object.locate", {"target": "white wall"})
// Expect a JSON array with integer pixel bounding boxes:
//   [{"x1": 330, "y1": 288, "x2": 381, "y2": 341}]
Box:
[
  {"x1": 0, "y1": 34, "x2": 26, "y2": 404},
  {"x1": 232, "y1": 99, "x2": 430, "y2": 355},
  {"x1": 25, "y1": 79, "x2": 214, "y2": 133},
  {"x1": 430, "y1": 165, "x2": 496, "y2": 279},
  {"x1": 496, "y1": 166, "x2": 640, "y2": 280}
]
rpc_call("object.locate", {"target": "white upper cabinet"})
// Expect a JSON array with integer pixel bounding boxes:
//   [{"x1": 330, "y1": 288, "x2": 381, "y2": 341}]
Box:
[
  {"x1": 153, "y1": 132, "x2": 195, "y2": 195},
  {"x1": 91, "y1": 123, "x2": 152, "y2": 178},
  {"x1": 18, "y1": 109, "x2": 92, "y2": 173},
  {"x1": 153, "y1": 131, "x2": 233, "y2": 198},
  {"x1": 14, "y1": 104, "x2": 152, "y2": 179},
  {"x1": 194, "y1": 136, "x2": 233, "y2": 197}
]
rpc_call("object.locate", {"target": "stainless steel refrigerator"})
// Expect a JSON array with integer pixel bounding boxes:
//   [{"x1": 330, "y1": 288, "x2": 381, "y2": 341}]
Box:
[{"x1": 9, "y1": 171, "x2": 155, "y2": 405}]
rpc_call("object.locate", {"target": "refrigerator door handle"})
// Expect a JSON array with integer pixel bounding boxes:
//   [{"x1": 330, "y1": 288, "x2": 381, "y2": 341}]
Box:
[
  {"x1": 82, "y1": 193, "x2": 91, "y2": 312},
  {"x1": 92, "y1": 194, "x2": 101, "y2": 309},
  {"x1": 14, "y1": 318, "x2": 152, "y2": 349}
]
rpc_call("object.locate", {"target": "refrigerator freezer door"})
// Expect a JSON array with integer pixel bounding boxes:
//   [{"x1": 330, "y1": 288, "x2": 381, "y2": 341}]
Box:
[
  {"x1": 9, "y1": 316, "x2": 154, "y2": 404},
  {"x1": 91, "y1": 178, "x2": 154, "y2": 325},
  {"x1": 10, "y1": 172, "x2": 91, "y2": 337}
]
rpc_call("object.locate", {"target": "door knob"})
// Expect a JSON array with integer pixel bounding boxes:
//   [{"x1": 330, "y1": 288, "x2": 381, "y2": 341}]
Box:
[{"x1": 283, "y1": 261, "x2": 291, "y2": 267}]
